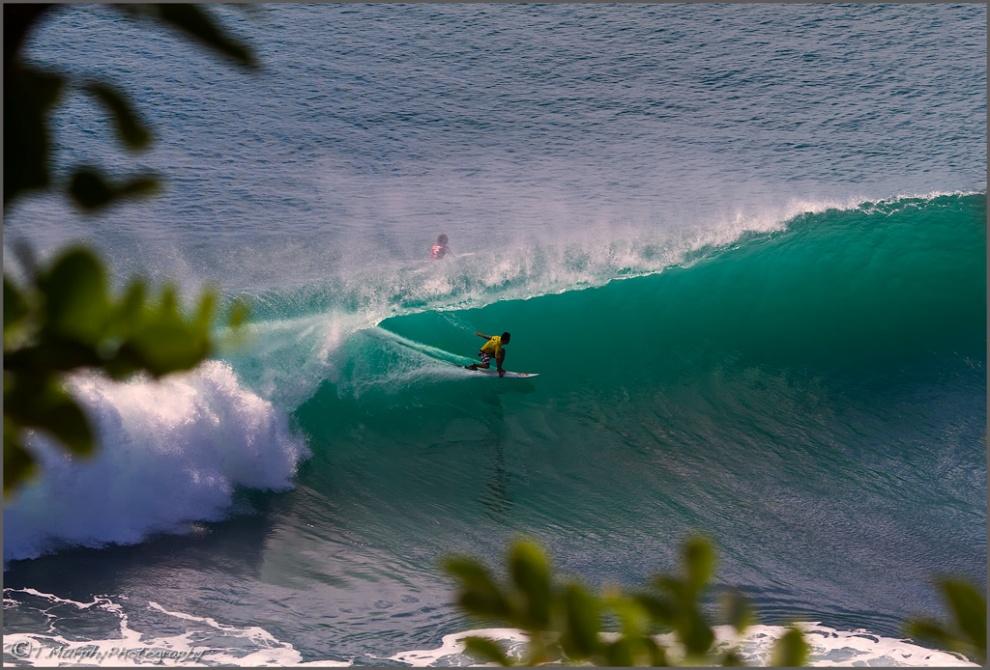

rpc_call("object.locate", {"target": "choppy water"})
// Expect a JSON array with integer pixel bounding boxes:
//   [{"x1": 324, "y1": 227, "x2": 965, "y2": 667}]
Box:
[{"x1": 4, "y1": 4, "x2": 986, "y2": 666}]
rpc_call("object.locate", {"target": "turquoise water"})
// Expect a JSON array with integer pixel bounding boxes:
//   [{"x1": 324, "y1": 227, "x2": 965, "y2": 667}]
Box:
[{"x1": 3, "y1": 4, "x2": 986, "y2": 666}]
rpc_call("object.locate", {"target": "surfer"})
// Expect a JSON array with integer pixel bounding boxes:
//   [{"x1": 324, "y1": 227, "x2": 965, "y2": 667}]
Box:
[
  {"x1": 466, "y1": 331, "x2": 510, "y2": 377},
  {"x1": 431, "y1": 234, "x2": 449, "y2": 260}
]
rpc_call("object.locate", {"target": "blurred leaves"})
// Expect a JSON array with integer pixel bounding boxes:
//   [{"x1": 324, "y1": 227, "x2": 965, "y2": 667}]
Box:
[
  {"x1": 906, "y1": 579, "x2": 986, "y2": 664},
  {"x1": 770, "y1": 626, "x2": 809, "y2": 667},
  {"x1": 463, "y1": 637, "x2": 512, "y2": 667},
  {"x1": 4, "y1": 3, "x2": 256, "y2": 209},
  {"x1": 3, "y1": 246, "x2": 250, "y2": 495},
  {"x1": 82, "y1": 81, "x2": 153, "y2": 150},
  {"x1": 448, "y1": 538, "x2": 987, "y2": 667},
  {"x1": 4, "y1": 65, "x2": 64, "y2": 204},
  {"x1": 444, "y1": 536, "x2": 815, "y2": 666},
  {"x1": 68, "y1": 166, "x2": 160, "y2": 212},
  {"x1": 4, "y1": 4, "x2": 257, "y2": 497}
]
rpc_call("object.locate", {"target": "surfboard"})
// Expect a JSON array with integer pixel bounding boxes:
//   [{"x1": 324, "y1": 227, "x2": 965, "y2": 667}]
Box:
[{"x1": 463, "y1": 365, "x2": 539, "y2": 379}]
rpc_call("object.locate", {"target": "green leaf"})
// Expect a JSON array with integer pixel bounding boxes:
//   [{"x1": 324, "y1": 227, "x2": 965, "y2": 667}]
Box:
[
  {"x1": 608, "y1": 594, "x2": 650, "y2": 639},
  {"x1": 67, "y1": 166, "x2": 114, "y2": 210},
  {"x1": 677, "y1": 608, "x2": 715, "y2": 658},
  {"x1": 509, "y1": 539, "x2": 552, "y2": 628},
  {"x1": 4, "y1": 66, "x2": 64, "y2": 205},
  {"x1": 559, "y1": 583, "x2": 601, "y2": 659},
  {"x1": 39, "y1": 246, "x2": 109, "y2": 343},
  {"x1": 463, "y1": 636, "x2": 513, "y2": 667},
  {"x1": 652, "y1": 575, "x2": 686, "y2": 601},
  {"x1": 117, "y1": 174, "x2": 160, "y2": 199},
  {"x1": 160, "y1": 284, "x2": 179, "y2": 316},
  {"x1": 633, "y1": 592, "x2": 675, "y2": 625},
  {"x1": 194, "y1": 291, "x2": 218, "y2": 331},
  {"x1": 82, "y1": 81, "x2": 152, "y2": 150},
  {"x1": 112, "y1": 280, "x2": 148, "y2": 333},
  {"x1": 721, "y1": 648, "x2": 745, "y2": 666},
  {"x1": 68, "y1": 166, "x2": 160, "y2": 211},
  {"x1": 227, "y1": 297, "x2": 250, "y2": 329},
  {"x1": 646, "y1": 638, "x2": 670, "y2": 667},
  {"x1": 35, "y1": 382, "x2": 95, "y2": 457},
  {"x1": 771, "y1": 626, "x2": 809, "y2": 667},
  {"x1": 4, "y1": 276, "x2": 31, "y2": 341},
  {"x1": 906, "y1": 580, "x2": 987, "y2": 664},
  {"x1": 939, "y1": 579, "x2": 986, "y2": 659},
  {"x1": 722, "y1": 589, "x2": 755, "y2": 634},
  {"x1": 443, "y1": 556, "x2": 511, "y2": 619},
  {"x1": 3, "y1": 417, "x2": 37, "y2": 497},
  {"x1": 682, "y1": 535, "x2": 716, "y2": 592},
  {"x1": 905, "y1": 618, "x2": 952, "y2": 648},
  {"x1": 115, "y1": 4, "x2": 257, "y2": 69},
  {"x1": 603, "y1": 638, "x2": 635, "y2": 666},
  {"x1": 125, "y1": 320, "x2": 209, "y2": 376},
  {"x1": 7, "y1": 376, "x2": 95, "y2": 459}
]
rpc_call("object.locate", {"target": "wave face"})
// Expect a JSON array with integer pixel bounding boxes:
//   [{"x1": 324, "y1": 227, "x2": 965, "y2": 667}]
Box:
[
  {"x1": 378, "y1": 194, "x2": 985, "y2": 382},
  {"x1": 291, "y1": 193, "x2": 986, "y2": 631}
]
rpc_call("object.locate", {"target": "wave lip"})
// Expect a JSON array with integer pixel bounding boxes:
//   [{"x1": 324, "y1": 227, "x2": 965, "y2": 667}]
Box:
[{"x1": 3, "y1": 362, "x2": 308, "y2": 562}]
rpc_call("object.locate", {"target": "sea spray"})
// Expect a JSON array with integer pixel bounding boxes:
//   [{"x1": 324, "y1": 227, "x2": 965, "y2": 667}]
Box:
[{"x1": 4, "y1": 362, "x2": 307, "y2": 561}]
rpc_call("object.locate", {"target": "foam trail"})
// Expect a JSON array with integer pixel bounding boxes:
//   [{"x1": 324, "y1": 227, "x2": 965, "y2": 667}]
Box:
[{"x1": 3, "y1": 362, "x2": 308, "y2": 562}]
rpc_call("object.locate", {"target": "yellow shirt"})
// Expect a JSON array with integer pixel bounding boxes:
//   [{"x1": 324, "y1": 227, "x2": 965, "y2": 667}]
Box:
[{"x1": 480, "y1": 335, "x2": 502, "y2": 356}]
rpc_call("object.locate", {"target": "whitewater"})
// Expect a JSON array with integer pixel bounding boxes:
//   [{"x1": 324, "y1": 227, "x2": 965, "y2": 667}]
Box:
[{"x1": 3, "y1": 4, "x2": 986, "y2": 667}]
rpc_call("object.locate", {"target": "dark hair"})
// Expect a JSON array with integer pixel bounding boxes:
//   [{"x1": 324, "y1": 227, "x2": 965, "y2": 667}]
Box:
[
  {"x1": 438, "y1": 234, "x2": 448, "y2": 245},
  {"x1": 501, "y1": 331, "x2": 511, "y2": 342}
]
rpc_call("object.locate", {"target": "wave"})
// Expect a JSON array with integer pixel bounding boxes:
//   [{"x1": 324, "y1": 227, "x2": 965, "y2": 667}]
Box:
[
  {"x1": 374, "y1": 192, "x2": 986, "y2": 387},
  {"x1": 232, "y1": 191, "x2": 987, "y2": 409},
  {"x1": 3, "y1": 362, "x2": 308, "y2": 562},
  {"x1": 4, "y1": 192, "x2": 984, "y2": 564}
]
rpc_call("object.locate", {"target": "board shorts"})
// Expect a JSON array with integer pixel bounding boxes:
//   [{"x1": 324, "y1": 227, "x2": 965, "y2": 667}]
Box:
[{"x1": 478, "y1": 351, "x2": 492, "y2": 365}]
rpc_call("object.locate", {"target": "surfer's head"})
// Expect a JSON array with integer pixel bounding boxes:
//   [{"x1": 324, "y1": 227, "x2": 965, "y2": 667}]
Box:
[
  {"x1": 501, "y1": 331, "x2": 511, "y2": 344},
  {"x1": 437, "y1": 234, "x2": 448, "y2": 246}
]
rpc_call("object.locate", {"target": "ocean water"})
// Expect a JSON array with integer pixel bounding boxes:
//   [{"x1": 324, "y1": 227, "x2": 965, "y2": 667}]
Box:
[{"x1": 3, "y1": 4, "x2": 986, "y2": 666}]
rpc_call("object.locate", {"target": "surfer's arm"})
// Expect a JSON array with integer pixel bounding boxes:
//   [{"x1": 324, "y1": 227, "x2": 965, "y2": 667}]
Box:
[
  {"x1": 475, "y1": 331, "x2": 491, "y2": 340},
  {"x1": 496, "y1": 349, "x2": 506, "y2": 376}
]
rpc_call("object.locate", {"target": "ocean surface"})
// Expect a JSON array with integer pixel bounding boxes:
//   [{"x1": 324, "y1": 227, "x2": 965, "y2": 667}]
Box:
[{"x1": 3, "y1": 4, "x2": 986, "y2": 666}]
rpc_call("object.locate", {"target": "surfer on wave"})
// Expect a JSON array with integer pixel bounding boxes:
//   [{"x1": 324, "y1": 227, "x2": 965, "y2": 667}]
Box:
[{"x1": 466, "y1": 331, "x2": 510, "y2": 377}]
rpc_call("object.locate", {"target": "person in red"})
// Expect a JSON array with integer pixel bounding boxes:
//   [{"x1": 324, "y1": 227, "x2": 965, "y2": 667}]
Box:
[{"x1": 431, "y1": 234, "x2": 449, "y2": 259}]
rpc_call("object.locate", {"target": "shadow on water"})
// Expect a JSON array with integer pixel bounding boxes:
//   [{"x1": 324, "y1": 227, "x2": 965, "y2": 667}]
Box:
[
  {"x1": 480, "y1": 391, "x2": 511, "y2": 522},
  {"x1": 3, "y1": 489, "x2": 286, "y2": 598}
]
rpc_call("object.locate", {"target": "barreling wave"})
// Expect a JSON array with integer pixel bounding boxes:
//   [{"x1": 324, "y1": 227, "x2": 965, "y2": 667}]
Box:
[
  {"x1": 4, "y1": 192, "x2": 984, "y2": 564},
  {"x1": 370, "y1": 192, "x2": 986, "y2": 390}
]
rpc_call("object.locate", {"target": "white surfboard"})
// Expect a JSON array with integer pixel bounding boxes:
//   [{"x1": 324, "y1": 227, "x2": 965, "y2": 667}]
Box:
[{"x1": 463, "y1": 366, "x2": 539, "y2": 379}]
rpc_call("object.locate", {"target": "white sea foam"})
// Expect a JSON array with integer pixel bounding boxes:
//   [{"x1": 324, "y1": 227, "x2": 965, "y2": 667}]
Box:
[
  {"x1": 388, "y1": 624, "x2": 979, "y2": 667},
  {"x1": 2, "y1": 589, "x2": 349, "y2": 667},
  {"x1": 3, "y1": 590, "x2": 976, "y2": 669},
  {"x1": 3, "y1": 362, "x2": 308, "y2": 562}
]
